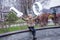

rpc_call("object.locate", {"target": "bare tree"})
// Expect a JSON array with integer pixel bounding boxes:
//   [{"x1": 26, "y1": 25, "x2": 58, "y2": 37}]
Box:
[{"x1": 20, "y1": 0, "x2": 35, "y2": 15}]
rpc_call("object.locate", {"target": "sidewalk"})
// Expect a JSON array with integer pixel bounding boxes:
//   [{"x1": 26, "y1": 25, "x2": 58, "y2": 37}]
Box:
[{"x1": 0, "y1": 25, "x2": 59, "y2": 37}]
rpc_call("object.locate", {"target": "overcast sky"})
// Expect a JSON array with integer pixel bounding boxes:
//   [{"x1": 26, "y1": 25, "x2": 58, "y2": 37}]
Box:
[{"x1": 45, "y1": 0, "x2": 60, "y2": 9}]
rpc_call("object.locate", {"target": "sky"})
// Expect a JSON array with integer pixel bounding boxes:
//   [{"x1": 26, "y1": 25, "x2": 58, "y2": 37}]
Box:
[{"x1": 45, "y1": 0, "x2": 60, "y2": 9}]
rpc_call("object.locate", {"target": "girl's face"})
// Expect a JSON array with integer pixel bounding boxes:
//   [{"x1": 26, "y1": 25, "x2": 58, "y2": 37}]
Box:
[{"x1": 28, "y1": 14, "x2": 32, "y2": 18}]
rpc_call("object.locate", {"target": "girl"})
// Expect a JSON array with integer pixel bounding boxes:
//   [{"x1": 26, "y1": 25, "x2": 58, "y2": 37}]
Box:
[{"x1": 22, "y1": 14, "x2": 36, "y2": 40}]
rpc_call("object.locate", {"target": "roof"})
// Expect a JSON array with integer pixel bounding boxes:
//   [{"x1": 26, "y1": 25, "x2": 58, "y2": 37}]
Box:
[{"x1": 50, "y1": 6, "x2": 60, "y2": 9}]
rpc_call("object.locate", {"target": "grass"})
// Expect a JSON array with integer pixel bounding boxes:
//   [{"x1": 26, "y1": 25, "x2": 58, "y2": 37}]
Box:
[
  {"x1": 0, "y1": 25, "x2": 40, "y2": 34},
  {"x1": 0, "y1": 25, "x2": 28, "y2": 34},
  {"x1": 0, "y1": 24, "x2": 56, "y2": 34}
]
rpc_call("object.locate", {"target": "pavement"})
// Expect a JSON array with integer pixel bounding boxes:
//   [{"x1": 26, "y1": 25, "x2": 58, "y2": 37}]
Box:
[{"x1": 0, "y1": 27, "x2": 60, "y2": 40}]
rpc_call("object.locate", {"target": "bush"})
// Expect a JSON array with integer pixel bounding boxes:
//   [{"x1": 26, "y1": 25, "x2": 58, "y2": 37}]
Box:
[{"x1": 6, "y1": 11, "x2": 19, "y2": 23}]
